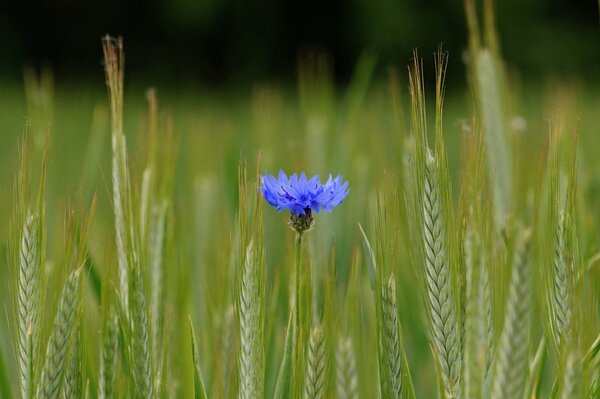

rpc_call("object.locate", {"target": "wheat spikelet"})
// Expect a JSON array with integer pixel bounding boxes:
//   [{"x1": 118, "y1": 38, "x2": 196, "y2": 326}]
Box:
[
  {"x1": 490, "y1": 230, "x2": 531, "y2": 399},
  {"x1": 475, "y1": 49, "x2": 511, "y2": 227},
  {"x1": 382, "y1": 276, "x2": 402, "y2": 399},
  {"x1": 422, "y1": 150, "x2": 461, "y2": 397},
  {"x1": 38, "y1": 268, "x2": 82, "y2": 399},
  {"x1": 18, "y1": 212, "x2": 41, "y2": 399},
  {"x1": 553, "y1": 210, "x2": 572, "y2": 348},
  {"x1": 304, "y1": 324, "x2": 325, "y2": 399},
  {"x1": 131, "y1": 259, "x2": 154, "y2": 398},
  {"x1": 238, "y1": 240, "x2": 264, "y2": 399},
  {"x1": 99, "y1": 309, "x2": 119, "y2": 399},
  {"x1": 335, "y1": 336, "x2": 358, "y2": 399}
]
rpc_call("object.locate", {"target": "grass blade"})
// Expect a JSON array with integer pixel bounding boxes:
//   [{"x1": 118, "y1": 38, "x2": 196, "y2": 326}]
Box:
[
  {"x1": 274, "y1": 309, "x2": 295, "y2": 399},
  {"x1": 189, "y1": 317, "x2": 208, "y2": 399},
  {"x1": 0, "y1": 340, "x2": 13, "y2": 399}
]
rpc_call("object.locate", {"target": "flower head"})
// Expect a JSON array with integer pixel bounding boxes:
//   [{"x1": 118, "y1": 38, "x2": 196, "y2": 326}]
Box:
[{"x1": 261, "y1": 170, "x2": 349, "y2": 232}]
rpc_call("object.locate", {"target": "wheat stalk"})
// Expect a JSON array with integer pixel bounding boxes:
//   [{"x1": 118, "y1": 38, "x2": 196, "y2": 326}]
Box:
[
  {"x1": 484, "y1": 253, "x2": 494, "y2": 377},
  {"x1": 304, "y1": 324, "x2": 325, "y2": 399},
  {"x1": 150, "y1": 202, "x2": 167, "y2": 375},
  {"x1": 382, "y1": 276, "x2": 402, "y2": 399},
  {"x1": 18, "y1": 211, "x2": 41, "y2": 399},
  {"x1": 490, "y1": 230, "x2": 531, "y2": 399},
  {"x1": 422, "y1": 150, "x2": 461, "y2": 398},
  {"x1": 238, "y1": 240, "x2": 264, "y2": 399},
  {"x1": 99, "y1": 309, "x2": 119, "y2": 399},
  {"x1": 38, "y1": 267, "x2": 82, "y2": 399},
  {"x1": 336, "y1": 336, "x2": 358, "y2": 399}
]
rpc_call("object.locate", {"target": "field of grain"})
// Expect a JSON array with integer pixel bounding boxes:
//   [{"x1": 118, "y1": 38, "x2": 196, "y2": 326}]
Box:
[{"x1": 1, "y1": 3, "x2": 600, "y2": 399}]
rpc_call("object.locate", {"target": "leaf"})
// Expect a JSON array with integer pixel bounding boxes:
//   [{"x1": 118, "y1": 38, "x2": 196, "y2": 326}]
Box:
[
  {"x1": 273, "y1": 308, "x2": 295, "y2": 399},
  {"x1": 188, "y1": 316, "x2": 208, "y2": 399},
  {"x1": 402, "y1": 351, "x2": 416, "y2": 399},
  {"x1": 358, "y1": 223, "x2": 377, "y2": 292},
  {"x1": 0, "y1": 341, "x2": 13, "y2": 399},
  {"x1": 523, "y1": 338, "x2": 546, "y2": 399}
]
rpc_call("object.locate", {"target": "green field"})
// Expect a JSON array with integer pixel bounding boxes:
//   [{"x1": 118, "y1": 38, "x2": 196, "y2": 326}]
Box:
[{"x1": 2, "y1": 6, "x2": 600, "y2": 399}]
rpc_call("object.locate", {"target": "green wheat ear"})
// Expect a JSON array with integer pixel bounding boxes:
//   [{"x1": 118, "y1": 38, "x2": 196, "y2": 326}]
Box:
[
  {"x1": 461, "y1": 220, "x2": 493, "y2": 398},
  {"x1": 552, "y1": 210, "x2": 574, "y2": 349},
  {"x1": 490, "y1": 229, "x2": 532, "y2": 399},
  {"x1": 422, "y1": 150, "x2": 461, "y2": 398},
  {"x1": 475, "y1": 49, "x2": 511, "y2": 228},
  {"x1": 17, "y1": 212, "x2": 41, "y2": 399},
  {"x1": 336, "y1": 335, "x2": 358, "y2": 399},
  {"x1": 238, "y1": 240, "x2": 265, "y2": 399},
  {"x1": 304, "y1": 323, "x2": 325, "y2": 399},
  {"x1": 38, "y1": 268, "x2": 82, "y2": 399},
  {"x1": 382, "y1": 276, "x2": 402, "y2": 399},
  {"x1": 130, "y1": 258, "x2": 154, "y2": 398},
  {"x1": 62, "y1": 318, "x2": 83, "y2": 399},
  {"x1": 99, "y1": 308, "x2": 119, "y2": 399}
]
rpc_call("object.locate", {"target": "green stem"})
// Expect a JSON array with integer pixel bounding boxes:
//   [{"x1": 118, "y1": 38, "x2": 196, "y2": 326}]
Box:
[
  {"x1": 293, "y1": 232, "x2": 304, "y2": 398},
  {"x1": 295, "y1": 232, "x2": 304, "y2": 331}
]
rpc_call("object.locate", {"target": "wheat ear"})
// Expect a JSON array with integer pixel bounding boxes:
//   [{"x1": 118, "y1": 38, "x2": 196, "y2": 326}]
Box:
[
  {"x1": 475, "y1": 49, "x2": 511, "y2": 227},
  {"x1": 559, "y1": 350, "x2": 581, "y2": 399},
  {"x1": 62, "y1": 319, "x2": 82, "y2": 399},
  {"x1": 462, "y1": 225, "x2": 489, "y2": 398},
  {"x1": 99, "y1": 309, "x2": 119, "y2": 399},
  {"x1": 336, "y1": 336, "x2": 358, "y2": 399},
  {"x1": 18, "y1": 212, "x2": 41, "y2": 399},
  {"x1": 38, "y1": 268, "x2": 82, "y2": 399},
  {"x1": 490, "y1": 230, "x2": 531, "y2": 399},
  {"x1": 382, "y1": 276, "x2": 402, "y2": 399},
  {"x1": 130, "y1": 259, "x2": 154, "y2": 398},
  {"x1": 553, "y1": 210, "x2": 573, "y2": 348},
  {"x1": 423, "y1": 150, "x2": 461, "y2": 397},
  {"x1": 102, "y1": 36, "x2": 130, "y2": 312},
  {"x1": 304, "y1": 324, "x2": 325, "y2": 399},
  {"x1": 239, "y1": 240, "x2": 264, "y2": 399}
]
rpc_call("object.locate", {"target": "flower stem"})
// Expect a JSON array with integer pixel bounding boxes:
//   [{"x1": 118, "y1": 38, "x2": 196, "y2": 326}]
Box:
[
  {"x1": 293, "y1": 231, "x2": 304, "y2": 397},
  {"x1": 295, "y1": 232, "x2": 304, "y2": 326}
]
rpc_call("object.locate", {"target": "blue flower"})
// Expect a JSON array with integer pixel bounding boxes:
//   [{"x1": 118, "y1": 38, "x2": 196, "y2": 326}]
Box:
[{"x1": 261, "y1": 170, "x2": 349, "y2": 217}]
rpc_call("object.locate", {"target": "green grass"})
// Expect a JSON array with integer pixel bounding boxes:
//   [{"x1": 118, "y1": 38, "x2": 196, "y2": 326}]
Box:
[{"x1": 2, "y1": 4, "x2": 600, "y2": 398}]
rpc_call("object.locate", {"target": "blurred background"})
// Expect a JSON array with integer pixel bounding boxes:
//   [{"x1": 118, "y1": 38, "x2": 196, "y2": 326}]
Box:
[{"x1": 1, "y1": 0, "x2": 599, "y2": 88}]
